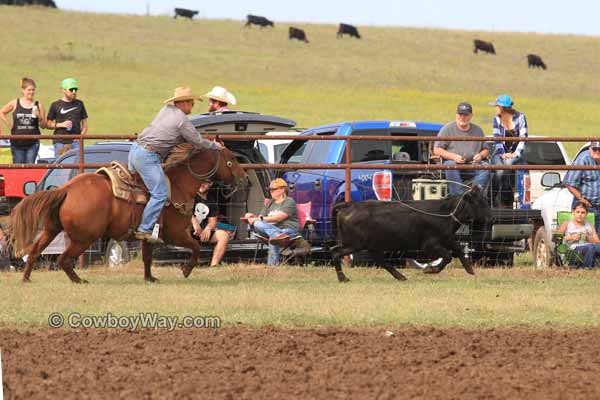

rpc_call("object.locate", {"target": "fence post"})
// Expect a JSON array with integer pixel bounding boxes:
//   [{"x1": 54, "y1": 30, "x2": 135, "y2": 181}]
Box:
[
  {"x1": 78, "y1": 134, "x2": 84, "y2": 175},
  {"x1": 345, "y1": 136, "x2": 352, "y2": 203},
  {"x1": 343, "y1": 136, "x2": 352, "y2": 267},
  {"x1": 78, "y1": 134, "x2": 85, "y2": 268}
]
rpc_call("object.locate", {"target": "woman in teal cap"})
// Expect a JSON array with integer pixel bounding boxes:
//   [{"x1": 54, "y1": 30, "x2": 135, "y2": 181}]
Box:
[
  {"x1": 46, "y1": 78, "x2": 89, "y2": 157},
  {"x1": 489, "y1": 94, "x2": 528, "y2": 207},
  {"x1": 0, "y1": 77, "x2": 48, "y2": 163}
]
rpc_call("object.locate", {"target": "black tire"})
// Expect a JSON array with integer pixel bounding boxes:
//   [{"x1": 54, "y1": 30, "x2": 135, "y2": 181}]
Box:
[
  {"x1": 105, "y1": 239, "x2": 130, "y2": 268},
  {"x1": 533, "y1": 226, "x2": 553, "y2": 269}
]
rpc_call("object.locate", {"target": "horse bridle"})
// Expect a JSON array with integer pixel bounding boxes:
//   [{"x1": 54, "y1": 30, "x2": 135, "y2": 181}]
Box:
[{"x1": 186, "y1": 149, "x2": 240, "y2": 199}]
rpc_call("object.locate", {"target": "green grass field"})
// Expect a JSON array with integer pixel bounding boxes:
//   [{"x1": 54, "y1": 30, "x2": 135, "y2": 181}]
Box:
[
  {"x1": 2, "y1": 263, "x2": 600, "y2": 329},
  {"x1": 1, "y1": 6, "x2": 599, "y2": 157},
  {"x1": 1, "y1": 7, "x2": 599, "y2": 331}
]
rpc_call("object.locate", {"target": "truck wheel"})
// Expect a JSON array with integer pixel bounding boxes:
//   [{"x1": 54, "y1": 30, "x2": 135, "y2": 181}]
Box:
[
  {"x1": 105, "y1": 239, "x2": 130, "y2": 268},
  {"x1": 533, "y1": 227, "x2": 553, "y2": 269}
]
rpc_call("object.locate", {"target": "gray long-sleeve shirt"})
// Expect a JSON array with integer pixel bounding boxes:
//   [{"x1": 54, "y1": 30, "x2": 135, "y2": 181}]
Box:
[{"x1": 137, "y1": 105, "x2": 219, "y2": 158}]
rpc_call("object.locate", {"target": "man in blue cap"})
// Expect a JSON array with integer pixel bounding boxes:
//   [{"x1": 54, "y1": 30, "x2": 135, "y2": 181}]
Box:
[
  {"x1": 564, "y1": 141, "x2": 600, "y2": 234},
  {"x1": 433, "y1": 102, "x2": 490, "y2": 196},
  {"x1": 46, "y1": 78, "x2": 89, "y2": 156}
]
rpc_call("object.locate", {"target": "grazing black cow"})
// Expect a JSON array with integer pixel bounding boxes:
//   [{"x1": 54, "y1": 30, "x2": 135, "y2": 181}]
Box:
[
  {"x1": 245, "y1": 14, "x2": 274, "y2": 28},
  {"x1": 330, "y1": 187, "x2": 491, "y2": 282},
  {"x1": 0, "y1": 0, "x2": 56, "y2": 7},
  {"x1": 337, "y1": 23, "x2": 361, "y2": 39},
  {"x1": 473, "y1": 39, "x2": 496, "y2": 55},
  {"x1": 289, "y1": 27, "x2": 309, "y2": 43},
  {"x1": 174, "y1": 7, "x2": 198, "y2": 19},
  {"x1": 527, "y1": 54, "x2": 547, "y2": 70}
]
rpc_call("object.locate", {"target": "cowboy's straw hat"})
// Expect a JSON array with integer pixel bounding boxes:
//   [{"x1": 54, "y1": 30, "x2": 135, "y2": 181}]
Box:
[
  {"x1": 163, "y1": 86, "x2": 202, "y2": 104},
  {"x1": 203, "y1": 86, "x2": 237, "y2": 105}
]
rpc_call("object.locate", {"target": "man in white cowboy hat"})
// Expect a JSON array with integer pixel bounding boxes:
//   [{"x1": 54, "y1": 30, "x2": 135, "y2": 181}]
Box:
[
  {"x1": 204, "y1": 86, "x2": 237, "y2": 112},
  {"x1": 128, "y1": 86, "x2": 221, "y2": 243}
]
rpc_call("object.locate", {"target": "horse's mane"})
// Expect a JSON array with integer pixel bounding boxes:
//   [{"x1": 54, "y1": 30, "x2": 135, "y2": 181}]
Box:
[{"x1": 163, "y1": 143, "x2": 212, "y2": 170}]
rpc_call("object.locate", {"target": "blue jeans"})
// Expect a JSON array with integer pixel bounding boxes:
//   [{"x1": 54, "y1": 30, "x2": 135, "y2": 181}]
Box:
[
  {"x1": 492, "y1": 153, "x2": 522, "y2": 205},
  {"x1": 443, "y1": 160, "x2": 491, "y2": 196},
  {"x1": 128, "y1": 142, "x2": 168, "y2": 233},
  {"x1": 11, "y1": 142, "x2": 39, "y2": 163},
  {"x1": 53, "y1": 141, "x2": 79, "y2": 157},
  {"x1": 253, "y1": 220, "x2": 298, "y2": 265},
  {"x1": 572, "y1": 243, "x2": 600, "y2": 268}
]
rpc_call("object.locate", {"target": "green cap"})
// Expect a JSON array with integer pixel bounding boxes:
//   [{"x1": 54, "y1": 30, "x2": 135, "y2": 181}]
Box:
[{"x1": 61, "y1": 78, "x2": 78, "y2": 90}]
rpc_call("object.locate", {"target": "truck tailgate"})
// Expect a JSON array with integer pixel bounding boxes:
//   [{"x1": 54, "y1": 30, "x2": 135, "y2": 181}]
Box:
[
  {"x1": 491, "y1": 208, "x2": 541, "y2": 223},
  {"x1": 0, "y1": 168, "x2": 47, "y2": 198}
]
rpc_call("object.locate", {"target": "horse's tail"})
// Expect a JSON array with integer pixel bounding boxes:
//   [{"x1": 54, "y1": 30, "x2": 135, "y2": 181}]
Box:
[{"x1": 9, "y1": 189, "x2": 67, "y2": 257}]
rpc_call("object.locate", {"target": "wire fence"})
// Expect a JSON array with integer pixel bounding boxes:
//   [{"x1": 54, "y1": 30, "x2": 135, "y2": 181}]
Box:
[{"x1": 0, "y1": 132, "x2": 596, "y2": 267}]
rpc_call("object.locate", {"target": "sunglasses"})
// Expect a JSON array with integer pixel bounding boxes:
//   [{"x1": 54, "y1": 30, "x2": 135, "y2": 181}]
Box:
[{"x1": 67, "y1": 88, "x2": 78, "y2": 93}]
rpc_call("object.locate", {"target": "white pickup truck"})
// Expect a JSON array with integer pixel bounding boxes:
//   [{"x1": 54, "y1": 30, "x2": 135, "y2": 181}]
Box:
[
  {"x1": 512, "y1": 137, "x2": 571, "y2": 209},
  {"x1": 531, "y1": 142, "x2": 593, "y2": 268}
]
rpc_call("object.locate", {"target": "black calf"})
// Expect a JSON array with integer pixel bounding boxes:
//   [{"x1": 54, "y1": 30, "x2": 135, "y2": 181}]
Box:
[{"x1": 331, "y1": 187, "x2": 491, "y2": 282}]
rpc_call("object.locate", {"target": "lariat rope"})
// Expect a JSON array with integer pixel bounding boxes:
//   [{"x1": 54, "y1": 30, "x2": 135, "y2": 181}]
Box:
[{"x1": 395, "y1": 190, "x2": 469, "y2": 225}]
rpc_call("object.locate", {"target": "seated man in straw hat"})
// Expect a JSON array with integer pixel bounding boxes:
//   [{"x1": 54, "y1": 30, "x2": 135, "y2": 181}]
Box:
[
  {"x1": 204, "y1": 86, "x2": 237, "y2": 113},
  {"x1": 128, "y1": 86, "x2": 221, "y2": 243}
]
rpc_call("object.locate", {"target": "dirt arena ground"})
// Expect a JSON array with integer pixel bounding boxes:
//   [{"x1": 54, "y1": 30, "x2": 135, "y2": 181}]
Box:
[{"x1": 2, "y1": 326, "x2": 600, "y2": 399}]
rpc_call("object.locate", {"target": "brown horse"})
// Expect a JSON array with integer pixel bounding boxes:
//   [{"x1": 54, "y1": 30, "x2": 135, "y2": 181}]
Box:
[{"x1": 10, "y1": 144, "x2": 248, "y2": 283}]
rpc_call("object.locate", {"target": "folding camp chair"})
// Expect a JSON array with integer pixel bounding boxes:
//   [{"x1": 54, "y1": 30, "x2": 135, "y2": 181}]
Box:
[
  {"x1": 552, "y1": 211, "x2": 596, "y2": 267},
  {"x1": 248, "y1": 201, "x2": 318, "y2": 264}
]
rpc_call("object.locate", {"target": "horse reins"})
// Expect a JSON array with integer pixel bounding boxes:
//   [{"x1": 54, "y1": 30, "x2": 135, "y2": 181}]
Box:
[
  {"x1": 187, "y1": 149, "x2": 221, "y2": 180},
  {"x1": 166, "y1": 149, "x2": 241, "y2": 215}
]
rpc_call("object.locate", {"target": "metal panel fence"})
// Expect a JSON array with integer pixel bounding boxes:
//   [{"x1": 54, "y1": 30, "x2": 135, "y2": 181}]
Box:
[{"x1": 1, "y1": 133, "x2": 598, "y2": 204}]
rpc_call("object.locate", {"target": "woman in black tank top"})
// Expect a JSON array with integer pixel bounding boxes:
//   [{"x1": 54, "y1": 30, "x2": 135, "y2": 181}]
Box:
[{"x1": 0, "y1": 78, "x2": 49, "y2": 163}]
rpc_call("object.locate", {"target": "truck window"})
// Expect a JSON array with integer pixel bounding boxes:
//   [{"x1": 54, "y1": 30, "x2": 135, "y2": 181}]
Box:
[
  {"x1": 285, "y1": 142, "x2": 306, "y2": 164},
  {"x1": 273, "y1": 143, "x2": 289, "y2": 163},
  {"x1": 305, "y1": 136, "x2": 337, "y2": 164},
  {"x1": 257, "y1": 143, "x2": 268, "y2": 162},
  {"x1": 522, "y1": 142, "x2": 566, "y2": 165},
  {"x1": 391, "y1": 137, "x2": 420, "y2": 162},
  {"x1": 350, "y1": 130, "x2": 390, "y2": 162},
  {"x1": 43, "y1": 155, "x2": 75, "y2": 190}
]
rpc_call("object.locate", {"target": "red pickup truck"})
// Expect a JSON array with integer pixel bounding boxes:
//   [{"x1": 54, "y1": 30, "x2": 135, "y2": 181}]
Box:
[
  {"x1": 0, "y1": 168, "x2": 47, "y2": 211},
  {"x1": 0, "y1": 142, "x2": 55, "y2": 212}
]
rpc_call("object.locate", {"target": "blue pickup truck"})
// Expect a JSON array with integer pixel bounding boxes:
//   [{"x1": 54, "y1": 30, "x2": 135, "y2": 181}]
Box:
[{"x1": 278, "y1": 120, "x2": 544, "y2": 266}]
